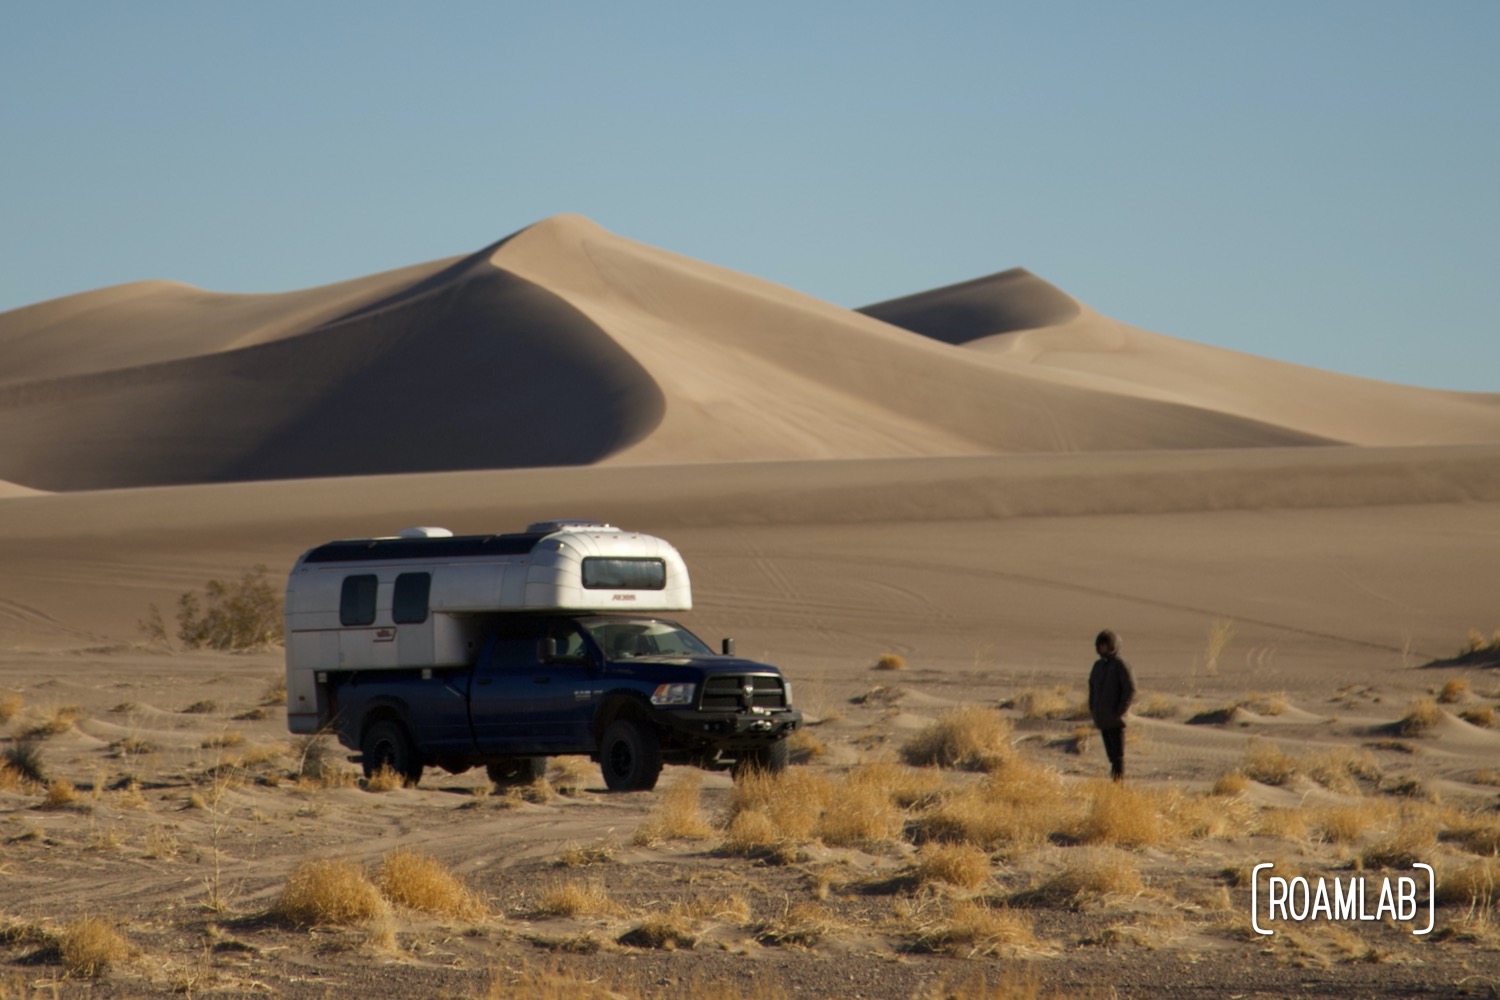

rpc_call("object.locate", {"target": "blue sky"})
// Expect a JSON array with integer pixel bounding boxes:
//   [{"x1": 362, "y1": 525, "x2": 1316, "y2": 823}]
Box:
[{"x1": 3, "y1": 3, "x2": 1496, "y2": 390}]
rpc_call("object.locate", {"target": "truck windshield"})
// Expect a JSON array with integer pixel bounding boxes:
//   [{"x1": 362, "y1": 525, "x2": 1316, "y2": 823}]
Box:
[{"x1": 584, "y1": 619, "x2": 714, "y2": 659}]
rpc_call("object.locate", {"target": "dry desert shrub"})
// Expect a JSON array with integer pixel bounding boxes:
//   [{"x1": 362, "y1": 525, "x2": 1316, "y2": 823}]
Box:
[
  {"x1": 906, "y1": 898, "x2": 1035, "y2": 957},
  {"x1": 901, "y1": 706, "x2": 1013, "y2": 771},
  {"x1": 1211, "y1": 771, "x2": 1250, "y2": 796},
  {"x1": 378, "y1": 848, "x2": 486, "y2": 919},
  {"x1": 0, "y1": 693, "x2": 21, "y2": 723},
  {"x1": 535, "y1": 880, "x2": 621, "y2": 918},
  {"x1": 1253, "y1": 807, "x2": 1309, "y2": 841},
  {"x1": 58, "y1": 916, "x2": 129, "y2": 978},
  {"x1": 1016, "y1": 685, "x2": 1086, "y2": 722},
  {"x1": 1015, "y1": 849, "x2": 1142, "y2": 908},
  {"x1": 722, "y1": 767, "x2": 835, "y2": 849},
  {"x1": 548, "y1": 756, "x2": 593, "y2": 796},
  {"x1": 0, "y1": 763, "x2": 26, "y2": 792},
  {"x1": 292, "y1": 733, "x2": 354, "y2": 787},
  {"x1": 1439, "y1": 678, "x2": 1470, "y2": 704},
  {"x1": 174, "y1": 565, "x2": 282, "y2": 651},
  {"x1": 554, "y1": 843, "x2": 615, "y2": 868},
  {"x1": 1397, "y1": 697, "x2": 1445, "y2": 736},
  {"x1": 618, "y1": 911, "x2": 697, "y2": 950},
  {"x1": 40, "y1": 778, "x2": 80, "y2": 810},
  {"x1": 1362, "y1": 823, "x2": 1438, "y2": 869},
  {"x1": 915, "y1": 843, "x2": 993, "y2": 890},
  {"x1": 676, "y1": 892, "x2": 753, "y2": 925},
  {"x1": 20, "y1": 705, "x2": 82, "y2": 739},
  {"x1": 787, "y1": 727, "x2": 826, "y2": 762},
  {"x1": 754, "y1": 900, "x2": 834, "y2": 947},
  {"x1": 634, "y1": 772, "x2": 714, "y2": 845},
  {"x1": 201, "y1": 730, "x2": 245, "y2": 749},
  {"x1": 1460, "y1": 705, "x2": 1497, "y2": 729},
  {"x1": 913, "y1": 758, "x2": 1074, "y2": 850},
  {"x1": 181, "y1": 700, "x2": 219, "y2": 716},
  {"x1": 849, "y1": 760, "x2": 948, "y2": 809},
  {"x1": 1135, "y1": 693, "x2": 1178, "y2": 719},
  {"x1": 1241, "y1": 691, "x2": 1289, "y2": 716},
  {"x1": 274, "y1": 858, "x2": 388, "y2": 925},
  {"x1": 1074, "y1": 780, "x2": 1170, "y2": 848},
  {"x1": 261, "y1": 675, "x2": 288, "y2": 706},
  {"x1": 1242, "y1": 739, "x2": 1298, "y2": 786},
  {"x1": 1301, "y1": 746, "x2": 1381, "y2": 792},
  {"x1": 362, "y1": 763, "x2": 406, "y2": 793},
  {"x1": 874, "y1": 653, "x2": 907, "y2": 671},
  {"x1": 2, "y1": 739, "x2": 44, "y2": 785},
  {"x1": 815, "y1": 766, "x2": 907, "y2": 847},
  {"x1": 1438, "y1": 858, "x2": 1500, "y2": 908}
]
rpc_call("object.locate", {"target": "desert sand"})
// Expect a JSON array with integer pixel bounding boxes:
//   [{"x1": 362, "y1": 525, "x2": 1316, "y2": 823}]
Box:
[{"x1": 1, "y1": 216, "x2": 1499, "y2": 997}]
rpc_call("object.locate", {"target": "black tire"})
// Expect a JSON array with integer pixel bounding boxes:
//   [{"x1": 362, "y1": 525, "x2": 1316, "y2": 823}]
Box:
[
  {"x1": 361, "y1": 719, "x2": 423, "y2": 785},
  {"x1": 732, "y1": 738, "x2": 789, "y2": 780},
  {"x1": 486, "y1": 756, "x2": 547, "y2": 787},
  {"x1": 599, "y1": 718, "x2": 662, "y2": 792}
]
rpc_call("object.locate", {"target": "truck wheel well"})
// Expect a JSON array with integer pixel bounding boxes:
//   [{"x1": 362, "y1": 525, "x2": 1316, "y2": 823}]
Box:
[
  {"x1": 594, "y1": 695, "x2": 653, "y2": 742},
  {"x1": 359, "y1": 706, "x2": 406, "y2": 744}
]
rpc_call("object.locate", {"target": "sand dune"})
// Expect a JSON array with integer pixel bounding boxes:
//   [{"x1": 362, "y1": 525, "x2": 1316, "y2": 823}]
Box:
[
  {"x1": 863, "y1": 269, "x2": 1500, "y2": 446},
  {"x1": 14, "y1": 214, "x2": 1500, "y2": 491}
]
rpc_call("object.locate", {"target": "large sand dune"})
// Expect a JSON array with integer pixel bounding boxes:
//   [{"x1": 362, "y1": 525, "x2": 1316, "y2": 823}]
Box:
[{"x1": 9, "y1": 214, "x2": 1500, "y2": 492}]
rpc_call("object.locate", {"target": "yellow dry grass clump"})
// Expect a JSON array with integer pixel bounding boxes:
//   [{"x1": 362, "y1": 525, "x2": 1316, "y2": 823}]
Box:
[
  {"x1": 1438, "y1": 678, "x2": 1470, "y2": 704},
  {"x1": 901, "y1": 706, "x2": 1013, "y2": 771},
  {"x1": 908, "y1": 899, "x2": 1035, "y2": 957},
  {"x1": 1398, "y1": 697, "x2": 1445, "y2": 736},
  {"x1": 915, "y1": 843, "x2": 993, "y2": 889},
  {"x1": 1018, "y1": 848, "x2": 1143, "y2": 907},
  {"x1": 1075, "y1": 780, "x2": 1171, "y2": 847},
  {"x1": 722, "y1": 768, "x2": 835, "y2": 852},
  {"x1": 1211, "y1": 771, "x2": 1250, "y2": 796},
  {"x1": 378, "y1": 848, "x2": 486, "y2": 919},
  {"x1": 874, "y1": 653, "x2": 907, "y2": 671},
  {"x1": 59, "y1": 916, "x2": 130, "y2": 978},
  {"x1": 815, "y1": 764, "x2": 908, "y2": 847},
  {"x1": 536, "y1": 880, "x2": 621, "y2": 918},
  {"x1": 1242, "y1": 739, "x2": 1298, "y2": 786},
  {"x1": 1016, "y1": 685, "x2": 1085, "y2": 722},
  {"x1": 1438, "y1": 857, "x2": 1500, "y2": 907},
  {"x1": 0, "y1": 693, "x2": 22, "y2": 723},
  {"x1": 364, "y1": 763, "x2": 407, "y2": 792},
  {"x1": 41, "y1": 778, "x2": 79, "y2": 810},
  {"x1": 274, "y1": 858, "x2": 388, "y2": 925},
  {"x1": 634, "y1": 772, "x2": 714, "y2": 845},
  {"x1": 914, "y1": 757, "x2": 1074, "y2": 850}
]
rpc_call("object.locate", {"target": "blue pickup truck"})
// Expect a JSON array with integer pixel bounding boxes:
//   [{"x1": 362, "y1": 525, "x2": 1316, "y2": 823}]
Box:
[{"x1": 284, "y1": 522, "x2": 801, "y2": 791}]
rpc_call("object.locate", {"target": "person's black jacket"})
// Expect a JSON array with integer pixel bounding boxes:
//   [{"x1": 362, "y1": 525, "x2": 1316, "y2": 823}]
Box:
[{"x1": 1088, "y1": 654, "x2": 1136, "y2": 730}]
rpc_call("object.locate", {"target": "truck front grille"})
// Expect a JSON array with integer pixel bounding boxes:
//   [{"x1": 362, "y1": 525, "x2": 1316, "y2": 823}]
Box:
[{"x1": 700, "y1": 674, "x2": 787, "y2": 712}]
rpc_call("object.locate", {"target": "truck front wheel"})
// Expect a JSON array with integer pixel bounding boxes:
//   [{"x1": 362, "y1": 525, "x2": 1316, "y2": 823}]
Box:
[
  {"x1": 361, "y1": 719, "x2": 423, "y2": 786},
  {"x1": 599, "y1": 718, "x2": 662, "y2": 792},
  {"x1": 733, "y1": 738, "x2": 789, "y2": 779}
]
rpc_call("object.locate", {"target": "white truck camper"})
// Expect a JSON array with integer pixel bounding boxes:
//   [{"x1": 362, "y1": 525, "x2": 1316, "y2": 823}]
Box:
[{"x1": 284, "y1": 521, "x2": 691, "y2": 734}]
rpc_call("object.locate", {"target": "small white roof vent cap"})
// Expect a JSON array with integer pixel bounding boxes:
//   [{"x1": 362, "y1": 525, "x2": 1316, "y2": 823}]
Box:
[
  {"x1": 398, "y1": 526, "x2": 454, "y2": 539},
  {"x1": 527, "y1": 519, "x2": 617, "y2": 534}
]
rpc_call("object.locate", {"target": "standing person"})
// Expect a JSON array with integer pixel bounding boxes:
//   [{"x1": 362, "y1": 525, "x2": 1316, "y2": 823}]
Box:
[{"x1": 1088, "y1": 630, "x2": 1136, "y2": 781}]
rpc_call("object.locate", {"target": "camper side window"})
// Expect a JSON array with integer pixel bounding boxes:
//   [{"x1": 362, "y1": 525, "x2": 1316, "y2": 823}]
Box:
[
  {"x1": 393, "y1": 573, "x2": 431, "y2": 624},
  {"x1": 340, "y1": 575, "x2": 378, "y2": 626}
]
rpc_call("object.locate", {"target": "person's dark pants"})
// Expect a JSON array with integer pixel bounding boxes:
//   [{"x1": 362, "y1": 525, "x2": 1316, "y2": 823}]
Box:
[{"x1": 1099, "y1": 726, "x2": 1125, "y2": 780}]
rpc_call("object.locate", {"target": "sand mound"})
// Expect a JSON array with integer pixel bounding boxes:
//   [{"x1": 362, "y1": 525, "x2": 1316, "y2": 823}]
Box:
[{"x1": 857, "y1": 268, "x2": 1081, "y2": 343}]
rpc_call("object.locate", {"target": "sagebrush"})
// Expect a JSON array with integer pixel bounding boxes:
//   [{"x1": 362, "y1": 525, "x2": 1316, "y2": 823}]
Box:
[{"x1": 142, "y1": 565, "x2": 283, "y2": 651}]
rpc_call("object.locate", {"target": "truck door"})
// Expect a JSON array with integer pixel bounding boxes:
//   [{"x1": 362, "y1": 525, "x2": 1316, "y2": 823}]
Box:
[{"x1": 469, "y1": 618, "x2": 597, "y2": 754}]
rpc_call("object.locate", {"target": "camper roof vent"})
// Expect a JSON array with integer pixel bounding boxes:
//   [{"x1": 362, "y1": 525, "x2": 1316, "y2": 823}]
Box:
[
  {"x1": 526, "y1": 519, "x2": 617, "y2": 535},
  {"x1": 398, "y1": 526, "x2": 455, "y2": 539}
]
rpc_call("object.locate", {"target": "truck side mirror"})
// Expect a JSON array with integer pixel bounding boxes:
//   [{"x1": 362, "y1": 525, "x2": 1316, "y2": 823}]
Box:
[
  {"x1": 539, "y1": 637, "x2": 558, "y2": 663},
  {"x1": 721, "y1": 638, "x2": 735, "y2": 656}
]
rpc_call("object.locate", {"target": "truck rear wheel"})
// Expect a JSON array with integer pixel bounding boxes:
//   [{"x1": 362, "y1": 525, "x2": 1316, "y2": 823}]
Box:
[
  {"x1": 486, "y1": 757, "x2": 547, "y2": 787},
  {"x1": 733, "y1": 738, "x2": 789, "y2": 779},
  {"x1": 361, "y1": 719, "x2": 423, "y2": 786},
  {"x1": 599, "y1": 718, "x2": 662, "y2": 792}
]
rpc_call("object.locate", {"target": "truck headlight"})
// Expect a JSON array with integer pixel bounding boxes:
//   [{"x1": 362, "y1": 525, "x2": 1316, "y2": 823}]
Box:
[
  {"x1": 783, "y1": 682, "x2": 792, "y2": 706},
  {"x1": 650, "y1": 683, "x2": 695, "y2": 706}
]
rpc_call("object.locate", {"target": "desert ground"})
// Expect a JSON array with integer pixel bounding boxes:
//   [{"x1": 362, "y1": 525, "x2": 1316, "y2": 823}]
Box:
[{"x1": 2, "y1": 216, "x2": 1500, "y2": 998}]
